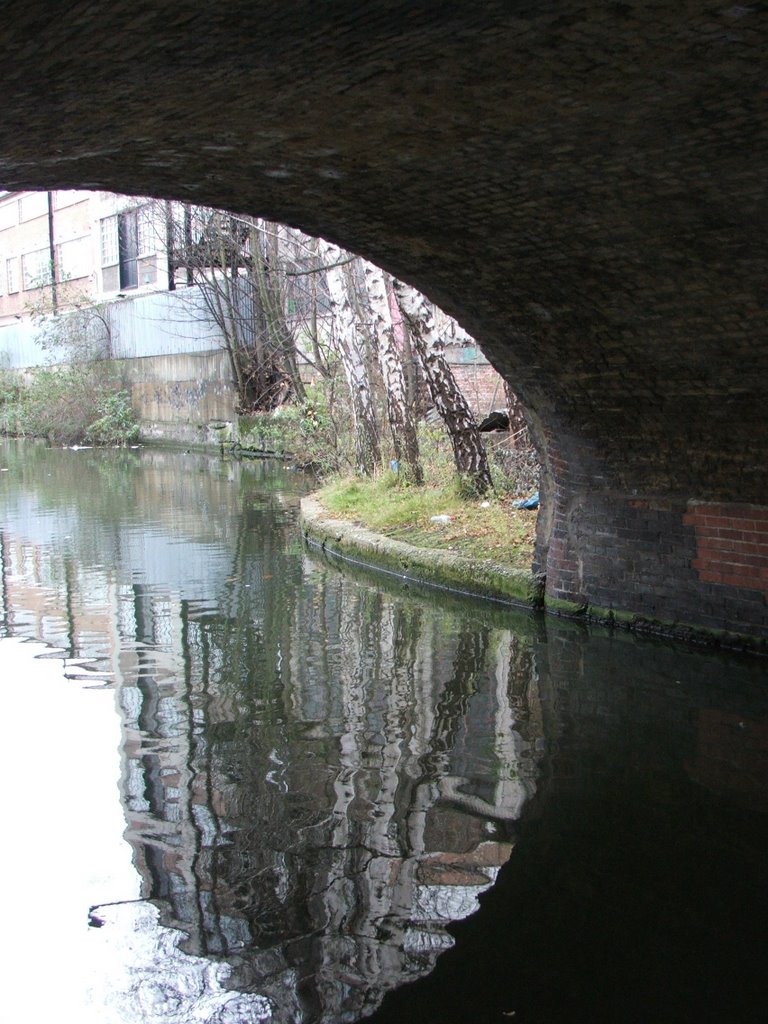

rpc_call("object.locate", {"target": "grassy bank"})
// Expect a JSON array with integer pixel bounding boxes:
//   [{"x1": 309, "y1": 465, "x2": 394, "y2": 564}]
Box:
[
  {"x1": 317, "y1": 472, "x2": 538, "y2": 571},
  {"x1": 238, "y1": 389, "x2": 540, "y2": 571}
]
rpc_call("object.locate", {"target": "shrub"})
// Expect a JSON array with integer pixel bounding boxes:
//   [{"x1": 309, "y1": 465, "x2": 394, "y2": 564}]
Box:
[
  {"x1": 86, "y1": 390, "x2": 140, "y2": 446},
  {"x1": 239, "y1": 381, "x2": 356, "y2": 475},
  {"x1": 0, "y1": 365, "x2": 139, "y2": 446}
]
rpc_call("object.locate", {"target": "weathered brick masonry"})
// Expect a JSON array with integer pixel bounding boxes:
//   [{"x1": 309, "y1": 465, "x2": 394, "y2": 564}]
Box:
[
  {"x1": 685, "y1": 502, "x2": 768, "y2": 597},
  {"x1": 0, "y1": 1, "x2": 765, "y2": 640}
]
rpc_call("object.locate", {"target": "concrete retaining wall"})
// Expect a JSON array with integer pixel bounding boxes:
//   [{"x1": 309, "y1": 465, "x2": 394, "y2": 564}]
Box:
[{"x1": 118, "y1": 348, "x2": 238, "y2": 447}]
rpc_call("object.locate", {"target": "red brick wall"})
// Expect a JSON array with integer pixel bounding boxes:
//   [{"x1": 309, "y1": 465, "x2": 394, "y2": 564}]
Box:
[
  {"x1": 449, "y1": 361, "x2": 505, "y2": 420},
  {"x1": 685, "y1": 502, "x2": 768, "y2": 597},
  {"x1": 542, "y1": 476, "x2": 768, "y2": 640}
]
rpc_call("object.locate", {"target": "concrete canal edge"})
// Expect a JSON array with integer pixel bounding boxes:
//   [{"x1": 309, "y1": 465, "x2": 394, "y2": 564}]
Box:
[{"x1": 299, "y1": 496, "x2": 545, "y2": 609}]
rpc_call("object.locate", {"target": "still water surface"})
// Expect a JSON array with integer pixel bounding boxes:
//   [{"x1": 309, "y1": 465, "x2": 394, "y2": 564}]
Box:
[{"x1": 0, "y1": 440, "x2": 766, "y2": 1024}]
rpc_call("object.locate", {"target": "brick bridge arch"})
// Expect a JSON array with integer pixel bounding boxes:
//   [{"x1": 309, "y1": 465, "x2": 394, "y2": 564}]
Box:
[{"x1": 1, "y1": 2, "x2": 765, "y2": 642}]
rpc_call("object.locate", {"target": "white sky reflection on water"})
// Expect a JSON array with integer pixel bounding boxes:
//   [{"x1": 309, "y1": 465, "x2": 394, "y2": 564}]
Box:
[
  {"x1": 0, "y1": 637, "x2": 272, "y2": 1024},
  {"x1": 0, "y1": 636, "x2": 137, "y2": 1020}
]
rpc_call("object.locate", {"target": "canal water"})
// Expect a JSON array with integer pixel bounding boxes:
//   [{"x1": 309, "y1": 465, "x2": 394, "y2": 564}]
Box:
[{"x1": 0, "y1": 439, "x2": 766, "y2": 1024}]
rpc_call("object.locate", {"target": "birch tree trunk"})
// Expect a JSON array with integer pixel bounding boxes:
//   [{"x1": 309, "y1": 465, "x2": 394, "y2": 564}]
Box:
[
  {"x1": 363, "y1": 261, "x2": 423, "y2": 483},
  {"x1": 392, "y1": 279, "x2": 493, "y2": 494},
  {"x1": 319, "y1": 239, "x2": 381, "y2": 476},
  {"x1": 256, "y1": 220, "x2": 307, "y2": 402}
]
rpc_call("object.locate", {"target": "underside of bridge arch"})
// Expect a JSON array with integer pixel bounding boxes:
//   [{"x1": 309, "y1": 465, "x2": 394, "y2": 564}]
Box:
[{"x1": 1, "y1": 1, "x2": 766, "y2": 642}]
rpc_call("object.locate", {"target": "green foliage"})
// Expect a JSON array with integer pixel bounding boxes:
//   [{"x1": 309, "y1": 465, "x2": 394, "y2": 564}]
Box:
[
  {"x1": 453, "y1": 471, "x2": 487, "y2": 500},
  {"x1": 0, "y1": 369, "x2": 21, "y2": 407},
  {"x1": 0, "y1": 370, "x2": 24, "y2": 437},
  {"x1": 315, "y1": 417, "x2": 540, "y2": 570},
  {"x1": 320, "y1": 474, "x2": 460, "y2": 532},
  {"x1": 406, "y1": 422, "x2": 537, "y2": 499},
  {"x1": 1, "y1": 285, "x2": 134, "y2": 445},
  {"x1": 483, "y1": 431, "x2": 540, "y2": 496},
  {"x1": 85, "y1": 390, "x2": 140, "y2": 446},
  {"x1": 0, "y1": 365, "x2": 139, "y2": 446},
  {"x1": 238, "y1": 381, "x2": 356, "y2": 475}
]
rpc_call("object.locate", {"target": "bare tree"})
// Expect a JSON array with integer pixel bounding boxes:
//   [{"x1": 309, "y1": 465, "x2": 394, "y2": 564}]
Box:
[
  {"x1": 165, "y1": 206, "x2": 316, "y2": 410},
  {"x1": 392, "y1": 279, "x2": 492, "y2": 494},
  {"x1": 503, "y1": 379, "x2": 531, "y2": 447},
  {"x1": 158, "y1": 202, "x2": 498, "y2": 489},
  {"x1": 27, "y1": 285, "x2": 115, "y2": 365},
  {"x1": 249, "y1": 219, "x2": 307, "y2": 402},
  {"x1": 363, "y1": 261, "x2": 422, "y2": 483},
  {"x1": 318, "y1": 239, "x2": 381, "y2": 475}
]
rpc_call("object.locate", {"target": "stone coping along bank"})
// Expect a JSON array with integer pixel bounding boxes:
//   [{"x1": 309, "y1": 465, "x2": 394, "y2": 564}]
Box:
[{"x1": 299, "y1": 496, "x2": 544, "y2": 610}]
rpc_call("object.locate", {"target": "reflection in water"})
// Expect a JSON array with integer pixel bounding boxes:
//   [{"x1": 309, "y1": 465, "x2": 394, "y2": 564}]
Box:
[
  {"x1": 0, "y1": 440, "x2": 542, "y2": 1022},
  {"x1": 116, "y1": 580, "x2": 540, "y2": 1023},
  {"x1": 1, "y1": 439, "x2": 767, "y2": 1023},
  {"x1": 88, "y1": 903, "x2": 274, "y2": 1024}
]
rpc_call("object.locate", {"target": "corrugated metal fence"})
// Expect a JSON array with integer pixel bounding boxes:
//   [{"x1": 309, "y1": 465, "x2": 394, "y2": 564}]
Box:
[{"x1": 0, "y1": 285, "x2": 224, "y2": 369}]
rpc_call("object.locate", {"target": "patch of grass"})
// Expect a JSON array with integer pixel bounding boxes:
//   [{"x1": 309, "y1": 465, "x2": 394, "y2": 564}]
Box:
[{"x1": 318, "y1": 472, "x2": 537, "y2": 570}]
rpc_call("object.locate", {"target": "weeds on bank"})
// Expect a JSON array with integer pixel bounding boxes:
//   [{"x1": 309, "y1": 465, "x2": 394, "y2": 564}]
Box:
[
  {"x1": 0, "y1": 366, "x2": 139, "y2": 446},
  {"x1": 318, "y1": 430, "x2": 538, "y2": 571},
  {"x1": 240, "y1": 385, "x2": 539, "y2": 569}
]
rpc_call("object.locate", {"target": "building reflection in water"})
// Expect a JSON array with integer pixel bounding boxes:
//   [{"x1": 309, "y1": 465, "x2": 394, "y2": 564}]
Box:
[{"x1": 0, "y1": 443, "x2": 545, "y2": 1023}]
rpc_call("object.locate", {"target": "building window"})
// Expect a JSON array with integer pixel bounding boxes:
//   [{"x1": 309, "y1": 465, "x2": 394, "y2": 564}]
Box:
[
  {"x1": 117, "y1": 209, "x2": 139, "y2": 289},
  {"x1": 0, "y1": 201, "x2": 18, "y2": 230},
  {"x1": 54, "y1": 190, "x2": 90, "y2": 210},
  {"x1": 100, "y1": 216, "x2": 119, "y2": 267},
  {"x1": 56, "y1": 237, "x2": 91, "y2": 281},
  {"x1": 101, "y1": 210, "x2": 144, "y2": 290},
  {"x1": 137, "y1": 205, "x2": 155, "y2": 257},
  {"x1": 21, "y1": 248, "x2": 52, "y2": 290},
  {"x1": 6, "y1": 256, "x2": 19, "y2": 294}
]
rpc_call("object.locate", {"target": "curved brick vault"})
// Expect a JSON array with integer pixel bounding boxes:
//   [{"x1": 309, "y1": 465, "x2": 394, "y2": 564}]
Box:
[{"x1": 0, "y1": 2, "x2": 766, "y2": 642}]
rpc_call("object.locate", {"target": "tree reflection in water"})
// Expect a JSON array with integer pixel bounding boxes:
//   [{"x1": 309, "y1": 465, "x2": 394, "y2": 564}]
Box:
[{"x1": 117, "y1": 566, "x2": 544, "y2": 1023}]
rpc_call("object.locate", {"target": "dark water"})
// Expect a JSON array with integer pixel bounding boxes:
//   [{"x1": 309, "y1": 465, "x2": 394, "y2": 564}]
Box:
[{"x1": 0, "y1": 439, "x2": 766, "y2": 1024}]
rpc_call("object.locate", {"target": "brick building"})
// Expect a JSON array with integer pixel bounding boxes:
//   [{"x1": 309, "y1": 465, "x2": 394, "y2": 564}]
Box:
[{"x1": 0, "y1": 189, "x2": 170, "y2": 331}]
